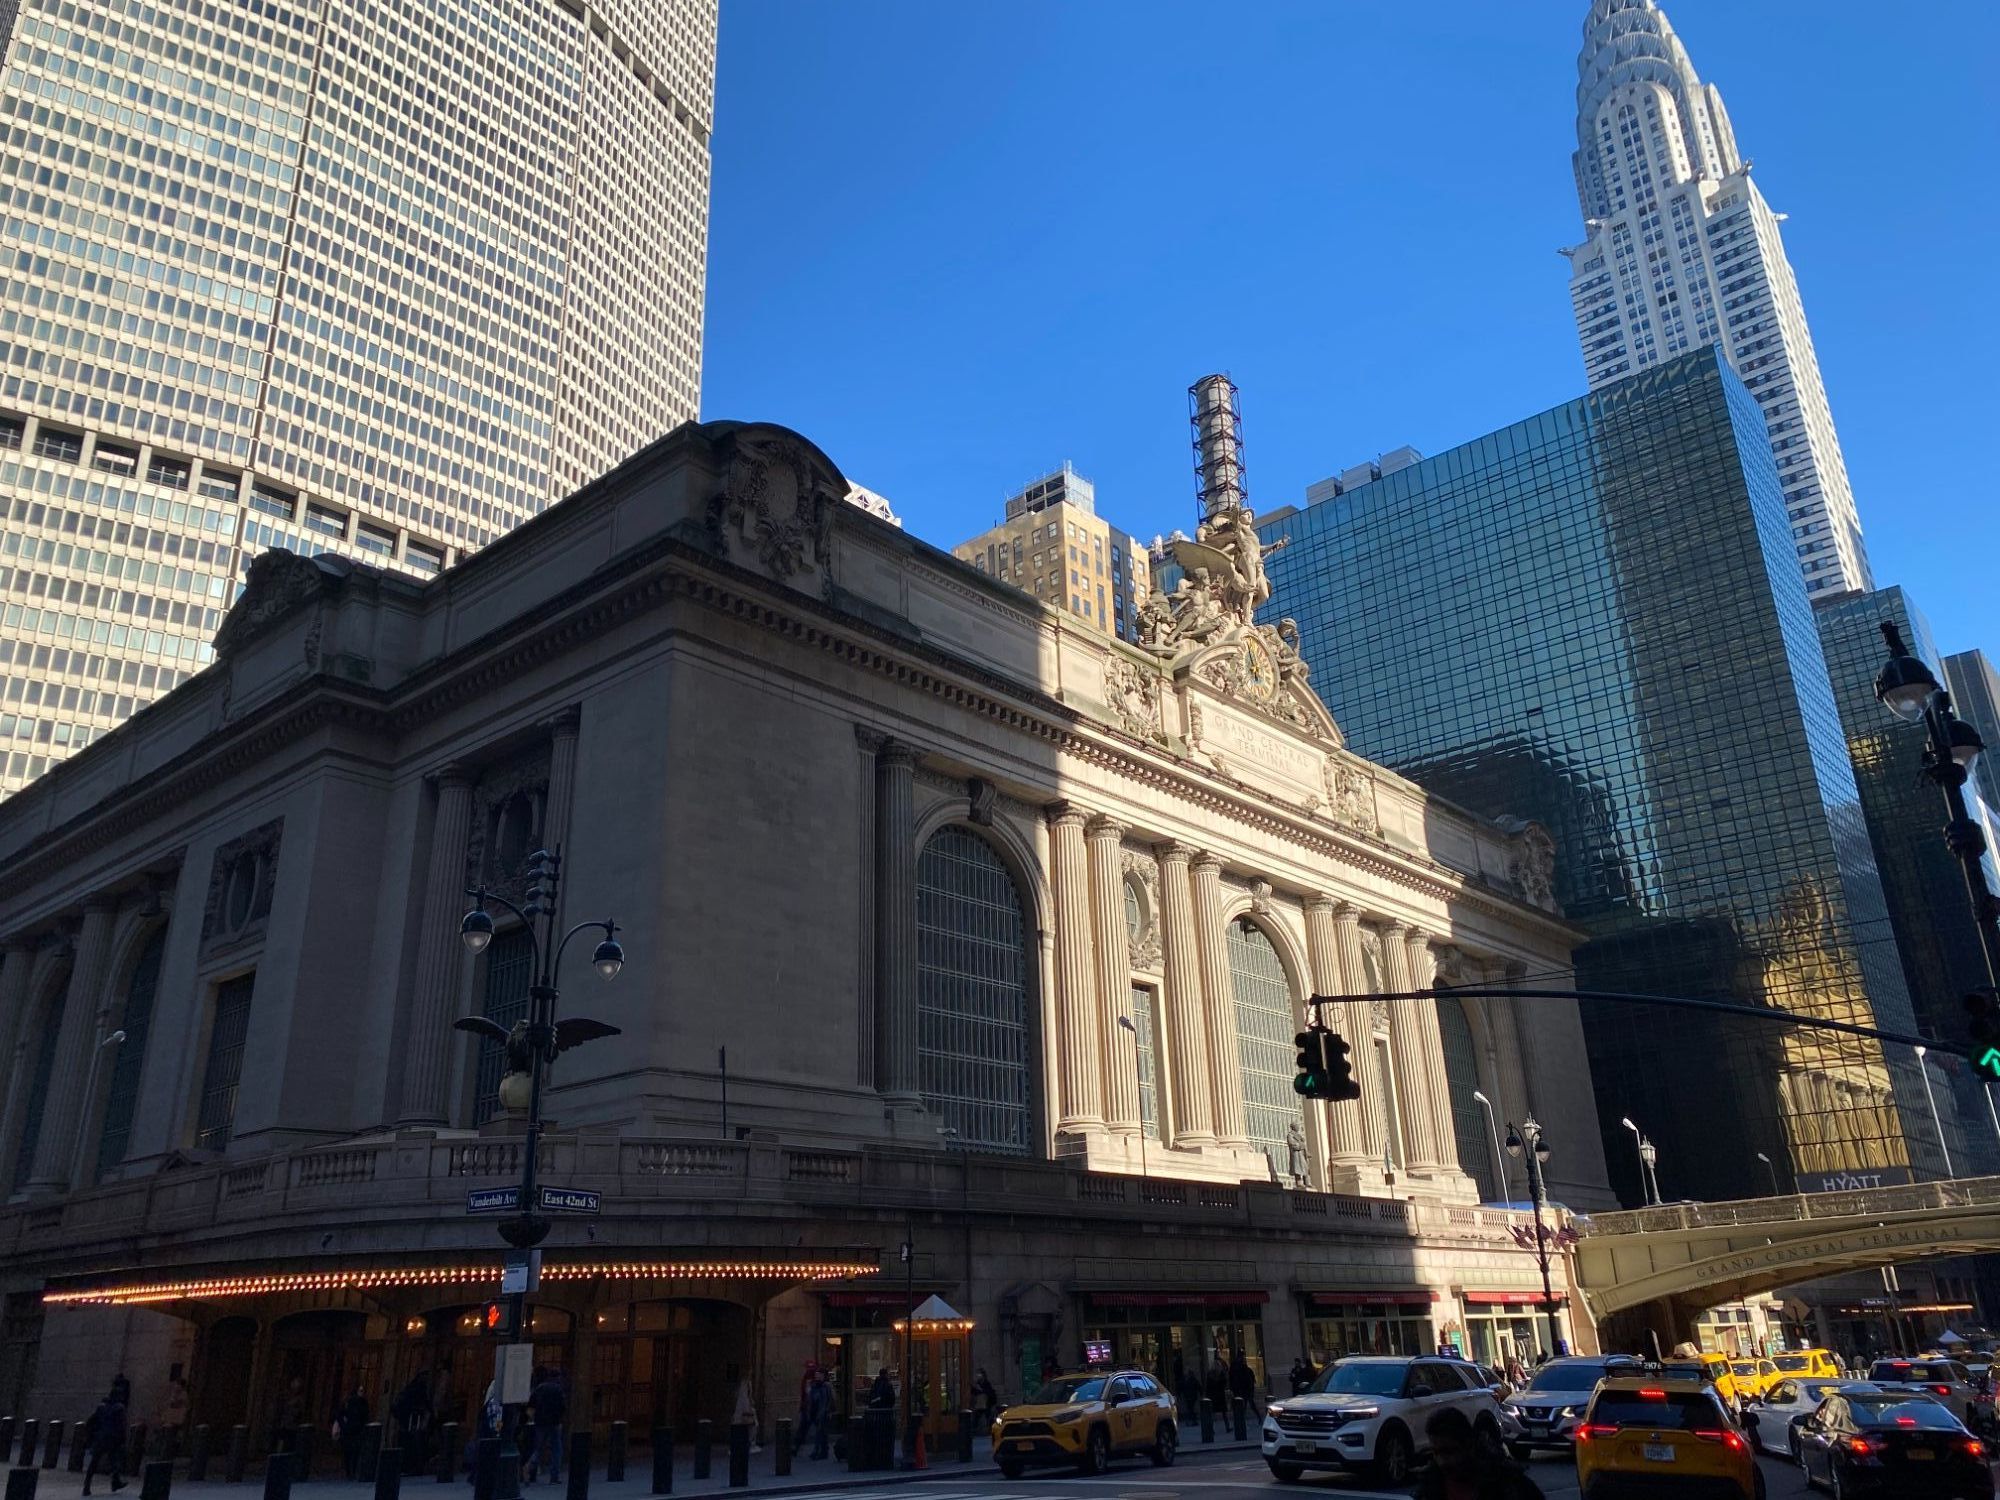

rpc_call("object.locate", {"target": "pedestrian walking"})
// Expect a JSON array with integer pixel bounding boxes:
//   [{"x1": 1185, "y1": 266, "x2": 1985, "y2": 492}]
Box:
[
  {"x1": 1416, "y1": 1407, "x2": 1544, "y2": 1500},
  {"x1": 807, "y1": 1369, "x2": 834, "y2": 1460},
  {"x1": 972, "y1": 1368, "x2": 998, "y2": 1423},
  {"x1": 465, "y1": 1380, "x2": 502, "y2": 1483},
  {"x1": 82, "y1": 1385, "x2": 129, "y2": 1496},
  {"x1": 1177, "y1": 1363, "x2": 1202, "y2": 1422},
  {"x1": 336, "y1": 1385, "x2": 371, "y2": 1480},
  {"x1": 1228, "y1": 1350, "x2": 1260, "y2": 1417},
  {"x1": 731, "y1": 1366, "x2": 761, "y2": 1453},
  {"x1": 523, "y1": 1370, "x2": 566, "y2": 1483},
  {"x1": 1288, "y1": 1358, "x2": 1313, "y2": 1396},
  {"x1": 392, "y1": 1372, "x2": 434, "y2": 1475}
]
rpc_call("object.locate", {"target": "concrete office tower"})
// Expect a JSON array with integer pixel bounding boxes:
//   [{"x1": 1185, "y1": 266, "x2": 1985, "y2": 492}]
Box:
[
  {"x1": 1564, "y1": 0, "x2": 1869, "y2": 599},
  {"x1": 952, "y1": 464, "x2": 1150, "y2": 643},
  {"x1": 0, "y1": 0, "x2": 716, "y2": 793},
  {"x1": 1263, "y1": 349, "x2": 1936, "y2": 1206}
]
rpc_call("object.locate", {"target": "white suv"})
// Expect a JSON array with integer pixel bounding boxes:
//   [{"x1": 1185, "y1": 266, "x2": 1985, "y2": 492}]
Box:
[{"x1": 1262, "y1": 1355, "x2": 1510, "y2": 1485}]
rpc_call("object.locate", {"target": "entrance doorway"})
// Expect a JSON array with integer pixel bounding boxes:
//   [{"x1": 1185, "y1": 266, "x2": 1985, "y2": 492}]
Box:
[
  {"x1": 269, "y1": 1310, "x2": 383, "y2": 1465},
  {"x1": 194, "y1": 1317, "x2": 257, "y2": 1431}
]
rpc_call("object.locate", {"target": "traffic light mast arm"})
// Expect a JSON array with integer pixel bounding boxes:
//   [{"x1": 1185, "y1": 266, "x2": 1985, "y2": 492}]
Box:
[{"x1": 1308, "y1": 985, "x2": 1937, "y2": 1053}]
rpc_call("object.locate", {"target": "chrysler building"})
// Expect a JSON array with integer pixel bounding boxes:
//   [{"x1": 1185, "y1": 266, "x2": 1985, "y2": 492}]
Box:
[{"x1": 1564, "y1": 0, "x2": 1870, "y2": 598}]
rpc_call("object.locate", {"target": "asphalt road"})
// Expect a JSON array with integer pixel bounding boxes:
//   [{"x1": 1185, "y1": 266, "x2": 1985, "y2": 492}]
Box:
[{"x1": 783, "y1": 1445, "x2": 1816, "y2": 1500}]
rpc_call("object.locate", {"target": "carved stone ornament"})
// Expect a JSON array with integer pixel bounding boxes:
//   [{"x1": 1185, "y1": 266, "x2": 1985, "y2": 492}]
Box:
[
  {"x1": 704, "y1": 427, "x2": 841, "y2": 592},
  {"x1": 1248, "y1": 878, "x2": 1272, "y2": 916},
  {"x1": 201, "y1": 817, "x2": 284, "y2": 952},
  {"x1": 1120, "y1": 850, "x2": 1163, "y2": 973},
  {"x1": 1495, "y1": 816, "x2": 1558, "y2": 913},
  {"x1": 464, "y1": 742, "x2": 555, "y2": 901},
  {"x1": 1101, "y1": 656, "x2": 1164, "y2": 742},
  {"x1": 212, "y1": 549, "x2": 354, "y2": 660},
  {"x1": 967, "y1": 777, "x2": 998, "y2": 827},
  {"x1": 1323, "y1": 758, "x2": 1380, "y2": 836}
]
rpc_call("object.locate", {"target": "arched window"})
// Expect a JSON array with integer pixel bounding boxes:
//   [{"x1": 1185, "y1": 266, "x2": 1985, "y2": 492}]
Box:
[
  {"x1": 1227, "y1": 918, "x2": 1300, "y2": 1173},
  {"x1": 10, "y1": 990, "x2": 64, "y2": 1191},
  {"x1": 1436, "y1": 997, "x2": 1496, "y2": 1201},
  {"x1": 96, "y1": 928, "x2": 165, "y2": 1179},
  {"x1": 916, "y1": 826, "x2": 1031, "y2": 1155},
  {"x1": 475, "y1": 928, "x2": 535, "y2": 1124}
]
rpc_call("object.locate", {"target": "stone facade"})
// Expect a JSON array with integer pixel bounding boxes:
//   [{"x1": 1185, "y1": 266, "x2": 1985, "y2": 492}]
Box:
[{"x1": 0, "y1": 419, "x2": 1611, "y2": 1440}]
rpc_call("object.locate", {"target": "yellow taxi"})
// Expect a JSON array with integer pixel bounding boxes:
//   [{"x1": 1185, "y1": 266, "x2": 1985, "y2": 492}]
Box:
[
  {"x1": 1770, "y1": 1348, "x2": 1844, "y2": 1382},
  {"x1": 1576, "y1": 1373, "x2": 1763, "y2": 1500},
  {"x1": 990, "y1": 1369, "x2": 1178, "y2": 1477},
  {"x1": 1661, "y1": 1352, "x2": 1746, "y2": 1410},
  {"x1": 1727, "y1": 1357, "x2": 1780, "y2": 1400}
]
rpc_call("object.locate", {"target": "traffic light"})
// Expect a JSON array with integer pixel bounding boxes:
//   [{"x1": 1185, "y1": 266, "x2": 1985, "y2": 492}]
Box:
[
  {"x1": 480, "y1": 1300, "x2": 517, "y2": 1337},
  {"x1": 1293, "y1": 1027, "x2": 1361, "y2": 1102},
  {"x1": 1966, "y1": 987, "x2": 2000, "y2": 1081}
]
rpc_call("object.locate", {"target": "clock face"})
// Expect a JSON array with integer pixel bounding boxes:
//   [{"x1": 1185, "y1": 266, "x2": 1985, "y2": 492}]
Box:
[{"x1": 1241, "y1": 637, "x2": 1279, "y2": 703}]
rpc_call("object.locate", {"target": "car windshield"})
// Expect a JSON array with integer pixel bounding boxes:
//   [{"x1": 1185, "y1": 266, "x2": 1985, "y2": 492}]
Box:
[
  {"x1": 1591, "y1": 1393, "x2": 1719, "y2": 1430},
  {"x1": 1311, "y1": 1361, "x2": 1409, "y2": 1398},
  {"x1": 1529, "y1": 1361, "x2": 1626, "y2": 1392},
  {"x1": 1660, "y1": 1362, "x2": 1708, "y2": 1382},
  {"x1": 1774, "y1": 1356, "x2": 1812, "y2": 1372},
  {"x1": 1797, "y1": 1382, "x2": 1843, "y2": 1404},
  {"x1": 1030, "y1": 1377, "x2": 1106, "y2": 1404},
  {"x1": 1848, "y1": 1398, "x2": 1959, "y2": 1431},
  {"x1": 1871, "y1": 1362, "x2": 1949, "y2": 1382},
  {"x1": 1729, "y1": 1362, "x2": 1757, "y2": 1376}
]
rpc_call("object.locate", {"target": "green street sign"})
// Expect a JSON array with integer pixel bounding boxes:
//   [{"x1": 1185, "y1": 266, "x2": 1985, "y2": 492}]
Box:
[{"x1": 1974, "y1": 1046, "x2": 2000, "y2": 1083}]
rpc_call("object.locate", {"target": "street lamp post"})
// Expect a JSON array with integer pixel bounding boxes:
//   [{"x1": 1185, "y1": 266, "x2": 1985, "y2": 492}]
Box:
[
  {"x1": 1618, "y1": 1117, "x2": 1656, "y2": 1206},
  {"x1": 1471, "y1": 1090, "x2": 1509, "y2": 1204},
  {"x1": 1875, "y1": 623, "x2": 2000, "y2": 988},
  {"x1": 1754, "y1": 1151, "x2": 1782, "y2": 1196},
  {"x1": 1638, "y1": 1136, "x2": 1659, "y2": 1205},
  {"x1": 1116, "y1": 1014, "x2": 1148, "y2": 1179},
  {"x1": 1913, "y1": 1044, "x2": 1956, "y2": 1179},
  {"x1": 1505, "y1": 1116, "x2": 1563, "y2": 1358},
  {"x1": 455, "y1": 847, "x2": 625, "y2": 1338}
]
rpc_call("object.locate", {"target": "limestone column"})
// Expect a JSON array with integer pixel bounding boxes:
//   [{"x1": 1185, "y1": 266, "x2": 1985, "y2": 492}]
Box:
[
  {"x1": 1409, "y1": 931, "x2": 1465, "y2": 1175},
  {"x1": 0, "y1": 940, "x2": 38, "y2": 1186},
  {"x1": 541, "y1": 708, "x2": 583, "y2": 862},
  {"x1": 1192, "y1": 854, "x2": 1249, "y2": 1148},
  {"x1": 27, "y1": 898, "x2": 117, "y2": 1194},
  {"x1": 1305, "y1": 897, "x2": 1372, "y2": 1168},
  {"x1": 1157, "y1": 844, "x2": 1214, "y2": 1145},
  {"x1": 1087, "y1": 816, "x2": 1139, "y2": 1134},
  {"x1": 398, "y1": 766, "x2": 476, "y2": 1126},
  {"x1": 1048, "y1": 806, "x2": 1103, "y2": 1133},
  {"x1": 875, "y1": 744, "x2": 920, "y2": 1107},
  {"x1": 1333, "y1": 904, "x2": 1390, "y2": 1162},
  {"x1": 1381, "y1": 921, "x2": 1446, "y2": 1173},
  {"x1": 1504, "y1": 961, "x2": 1547, "y2": 1118}
]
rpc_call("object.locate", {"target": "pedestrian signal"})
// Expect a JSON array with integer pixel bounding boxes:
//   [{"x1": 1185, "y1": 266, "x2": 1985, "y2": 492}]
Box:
[
  {"x1": 1293, "y1": 1027, "x2": 1361, "y2": 1102},
  {"x1": 1967, "y1": 988, "x2": 2000, "y2": 1081},
  {"x1": 480, "y1": 1300, "x2": 517, "y2": 1337}
]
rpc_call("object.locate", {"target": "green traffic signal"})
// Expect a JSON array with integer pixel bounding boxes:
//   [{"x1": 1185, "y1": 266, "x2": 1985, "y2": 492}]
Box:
[{"x1": 1975, "y1": 1045, "x2": 2000, "y2": 1084}]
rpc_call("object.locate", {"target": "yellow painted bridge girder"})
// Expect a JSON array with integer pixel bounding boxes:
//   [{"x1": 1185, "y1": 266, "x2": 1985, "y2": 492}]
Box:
[{"x1": 1569, "y1": 1175, "x2": 2000, "y2": 1320}]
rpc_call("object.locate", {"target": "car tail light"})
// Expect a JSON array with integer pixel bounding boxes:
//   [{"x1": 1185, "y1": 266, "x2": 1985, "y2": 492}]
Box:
[
  {"x1": 1692, "y1": 1430, "x2": 1746, "y2": 1451},
  {"x1": 1897, "y1": 1417, "x2": 1919, "y2": 1427},
  {"x1": 1965, "y1": 1440, "x2": 1986, "y2": 1458},
  {"x1": 1577, "y1": 1424, "x2": 1621, "y2": 1442},
  {"x1": 1846, "y1": 1438, "x2": 1873, "y2": 1457},
  {"x1": 1639, "y1": 1388, "x2": 1667, "y2": 1400},
  {"x1": 1931, "y1": 1385, "x2": 1953, "y2": 1397}
]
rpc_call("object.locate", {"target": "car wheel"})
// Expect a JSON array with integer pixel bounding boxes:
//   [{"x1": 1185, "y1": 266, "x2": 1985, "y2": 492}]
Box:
[
  {"x1": 998, "y1": 1460, "x2": 1023, "y2": 1480},
  {"x1": 1268, "y1": 1461, "x2": 1304, "y2": 1482},
  {"x1": 1474, "y1": 1419, "x2": 1505, "y2": 1460},
  {"x1": 1078, "y1": 1427, "x2": 1110, "y2": 1476},
  {"x1": 1799, "y1": 1448, "x2": 1815, "y2": 1490},
  {"x1": 1508, "y1": 1442, "x2": 1533, "y2": 1462},
  {"x1": 1753, "y1": 1464, "x2": 1767, "y2": 1500},
  {"x1": 1151, "y1": 1423, "x2": 1177, "y2": 1468},
  {"x1": 1371, "y1": 1426, "x2": 1413, "y2": 1487},
  {"x1": 1829, "y1": 1458, "x2": 1845, "y2": 1500}
]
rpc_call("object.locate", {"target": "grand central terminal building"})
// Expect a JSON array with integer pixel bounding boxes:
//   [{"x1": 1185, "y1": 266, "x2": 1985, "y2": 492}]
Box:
[{"x1": 0, "y1": 403, "x2": 1613, "y2": 1447}]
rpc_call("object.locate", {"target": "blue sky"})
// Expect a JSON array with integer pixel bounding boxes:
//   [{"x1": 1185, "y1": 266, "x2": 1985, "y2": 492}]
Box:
[{"x1": 702, "y1": 2, "x2": 1997, "y2": 656}]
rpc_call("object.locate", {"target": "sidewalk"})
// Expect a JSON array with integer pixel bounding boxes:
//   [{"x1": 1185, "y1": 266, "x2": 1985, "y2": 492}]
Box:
[{"x1": 6, "y1": 1432, "x2": 1266, "y2": 1500}]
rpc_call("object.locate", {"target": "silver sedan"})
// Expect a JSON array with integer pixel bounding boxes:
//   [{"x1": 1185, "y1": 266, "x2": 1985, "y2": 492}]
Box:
[{"x1": 1746, "y1": 1379, "x2": 1882, "y2": 1456}]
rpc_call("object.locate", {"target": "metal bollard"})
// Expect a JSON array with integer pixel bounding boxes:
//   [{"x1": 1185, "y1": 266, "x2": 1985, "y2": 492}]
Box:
[
  {"x1": 141, "y1": 1459, "x2": 172, "y2": 1500},
  {"x1": 563, "y1": 1432, "x2": 590, "y2": 1500},
  {"x1": 726, "y1": 1424, "x2": 748, "y2": 1489},
  {"x1": 188, "y1": 1425, "x2": 212, "y2": 1483},
  {"x1": 290, "y1": 1426, "x2": 312, "y2": 1482},
  {"x1": 957, "y1": 1410, "x2": 975, "y2": 1464},
  {"x1": 67, "y1": 1423, "x2": 87, "y2": 1474},
  {"x1": 5, "y1": 1468, "x2": 36, "y2": 1500},
  {"x1": 262, "y1": 1452, "x2": 293, "y2": 1500},
  {"x1": 360, "y1": 1423, "x2": 383, "y2": 1483},
  {"x1": 374, "y1": 1449, "x2": 402, "y2": 1500},
  {"x1": 690, "y1": 1422, "x2": 709, "y2": 1481},
  {"x1": 0, "y1": 1417, "x2": 13, "y2": 1466},
  {"x1": 14, "y1": 1424, "x2": 34, "y2": 1469},
  {"x1": 128, "y1": 1423, "x2": 149, "y2": 1477},
  {"x1": 493, "y1": 1452, "x2": 520, "y2": 1500},
  {"x1": 433, "y1": 1424, "x2": 459, "y2": 1484},
  {"x1": 471, "y1": 1438, "x2": 499, "y2": 1500},
  {"x1": 226, "y1": 1425, "x2": 249, "y2": 1483},
  {"x1": 1197, "y1": 1398, "x2": 1214, "y2": 1443},
  {"x1": 773, "y1": 1419, "x2": 790, "y2": 1478},
  {"x1": 605, "y1": 1424, "x2": 625, "y2": 1484},
  {"x1": 1232, "y1": 1397, "x2": 1247, "y2": 1441},
  {"x1": 37, "y1": 1424, "x2": 59, "y2": 1471},
  {"x1": 649, "y1": 1428, "x2": 672, "y2": 1495},
  {"x1": 844, "y1": 1417, "x2": 864, "y2": 1473}
]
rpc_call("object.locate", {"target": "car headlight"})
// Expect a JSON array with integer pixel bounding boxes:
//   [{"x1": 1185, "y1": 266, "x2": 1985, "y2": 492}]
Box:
[
  {"x1": 1267, "y1": 1404, "x2": 1287, "y2": 1418},
  {"x1": 1341, "y1": 1406, "x2": 1380, "y2": 1420},
  {"x1": 1050, "y1": 1408, "x2": 1083, "y2": 1424},
  {"x1": 1560, "y1": 1406, "x2": 1578, "y2": 1418}
]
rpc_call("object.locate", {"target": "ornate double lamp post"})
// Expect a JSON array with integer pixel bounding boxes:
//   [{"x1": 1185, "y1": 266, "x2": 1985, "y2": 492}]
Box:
[{"x1": 1505, "y1": 1115, "x2": 1564, "y2": 1358}]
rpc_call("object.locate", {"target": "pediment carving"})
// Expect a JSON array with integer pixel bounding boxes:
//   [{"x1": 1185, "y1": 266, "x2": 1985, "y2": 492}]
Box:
[{"x1": 704, "y1": 425, "x2": 844, "y2": 596}]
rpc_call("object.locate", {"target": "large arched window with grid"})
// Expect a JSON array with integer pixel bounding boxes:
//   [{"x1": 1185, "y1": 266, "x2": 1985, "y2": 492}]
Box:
[
  {"x1": 95, "y1": 928, "x2": 165, "y2": 1179},
  {"x1": 1227, "y1": 918, "x2": 1301, "y2": 1174},
  {"x1": 916, "y1": 826, "x2": 1032, "y2": 1155}
]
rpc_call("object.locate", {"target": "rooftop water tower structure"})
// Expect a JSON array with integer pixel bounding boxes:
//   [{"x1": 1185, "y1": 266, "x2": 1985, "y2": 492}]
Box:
[{"x1": 1189, "y1": 374, "x2": 1248, "y2": 525}]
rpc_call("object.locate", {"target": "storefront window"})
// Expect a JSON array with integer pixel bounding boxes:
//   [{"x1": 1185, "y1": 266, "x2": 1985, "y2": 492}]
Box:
[
  {"x1": 1463, "y1": 1302, "x2": 1568, "y2": 1366},
  {"x1": 1303, "y1": 1303, "x2": 1436, "y2": 1363},
  {"x1": 1080, "y1": 1300, "x2": 1268, "y2": 1395}
]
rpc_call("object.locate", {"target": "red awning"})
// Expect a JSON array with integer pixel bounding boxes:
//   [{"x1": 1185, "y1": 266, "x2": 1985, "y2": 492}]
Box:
[
  {"x1": 1086, "y1": 1291, "x2": 1271, "y2": 1308},
  {"x1": 1306, "y1": 1290, "x2": 1437, "y2": 1308},
  {"x1": 823, "y1": 1291, "x2": 923, "y2": 1308},
  {"x1": 1464, "y1": 1291, "x2": 1567, "y2": 1307}
]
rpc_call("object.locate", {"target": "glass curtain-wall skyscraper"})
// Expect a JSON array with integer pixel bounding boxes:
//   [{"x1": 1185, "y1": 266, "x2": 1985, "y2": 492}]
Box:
[
  {"x1": 1262, "y1": 350, "x2": 1937, "y2": 1205},
  {"x1": 0, "y1": 0, "x2": 715, "y2": 793},
  {"x1": 1564, "y1": 0, "x2": 1869, "y2": 600}
]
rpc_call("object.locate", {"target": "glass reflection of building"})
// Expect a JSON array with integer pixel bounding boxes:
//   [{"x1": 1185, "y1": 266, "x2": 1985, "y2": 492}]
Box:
[
  {"x1": 1814, "y1": 587, "x2": 2000, "y2": 1176},
  {"x1": 1260, "y1": 348, "x2": 1938, "y2": 1205}
]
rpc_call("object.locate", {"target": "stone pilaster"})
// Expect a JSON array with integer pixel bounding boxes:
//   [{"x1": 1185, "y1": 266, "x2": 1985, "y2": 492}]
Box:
[
  {"x1": 27, "y1": 899, "x2": 118, "y2": 1194},
  {"x1": 1381, "y1": 920, "x2": 1447, "y2": 1173},
  {"x1": 1192, "y1": 854, "x2": 1248, "y2": 1148},
  {"x1": 1306, "y1": 897, "x2": 1373, "y2": 1169},
  {"x1": 1087, "y1": 816, "x2": 1138, "y2": 1134},
  {"x1": 398, "y1": 766, "x2": 476, "y2": 1126},
  {"x1": 1048, "y1": 806, "x2": 1102, "y2": 1133},
  {"x1": 874, "y1": 744, "x2": 920, "y2": 1106},
  {"x1": 1408, "y1": 930, "x2": 1465, "y2": 1176},
  {"x1": 1157, "y1": 844, "x2": 1214, "y2": 1146},
  {"x1": 0, "y1": 940, "x2": 39, "y2": 1187},
  {"x1": 541, "y1": 708, "x2": 583, "y2": 861}
]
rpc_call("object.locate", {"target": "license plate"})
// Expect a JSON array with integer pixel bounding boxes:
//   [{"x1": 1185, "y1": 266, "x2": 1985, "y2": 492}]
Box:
[
  {"x1": 1008, "y1": 1440, "x2": 1031, "y2": 1451},
  {"x1": 1906, "y1": 1449, "x2": 1933, "y2": 1461},
  {"x1": 1643, "y1": 1444, "x2": 1675, "y2": 1463},
  {"x1": 1293, "y1": 1440, "x2": 1318, "y2": 1454}
]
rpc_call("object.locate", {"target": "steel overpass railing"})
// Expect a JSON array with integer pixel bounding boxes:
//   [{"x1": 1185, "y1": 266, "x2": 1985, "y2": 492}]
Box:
[{"x1": 1575, "y1": 1173, "x2": 2000, "y2": 1237}]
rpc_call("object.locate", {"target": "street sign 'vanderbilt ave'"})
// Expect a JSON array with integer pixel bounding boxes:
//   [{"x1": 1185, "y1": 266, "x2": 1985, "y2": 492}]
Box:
[{"x1": 466, "y1": 1186, "x2": 601, "y2": 1215}]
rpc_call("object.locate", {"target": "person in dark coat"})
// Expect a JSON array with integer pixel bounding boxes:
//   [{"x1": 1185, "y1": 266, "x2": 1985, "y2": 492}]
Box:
[
  {"x1": 806, "y1": 1369, "x2": 834, "y2": 1460},
  {"x1": 1203, "y1": 1360, "x2": 1228, "y2": 1411},
  {"x1": 1288, "y1": 1358, "x2": 1315, "y2": 1395},
  {"x1": 82, "y1": 1387, "x2": 129, "y2": 1496},
  {"x1": 1416, "y1": 1408, "x2": 1544, "y2": 1500},
  {"x1": 1177, "y1": 1362, "x2": 1203, "y2": 1422},
  {"x1": 525, "y1": 1371, "x2": 566, "y2": 1483},
  {"x1": 869, "y1": 1368, "x2": 896, "y2": 1409},
  {"x1": 1228, "y1": 1351, "x2": 1259, "y2": 1416},
  {"x1": 392, "y1": 1373, "x2": 434, "y2": 1474},
  {"x1": 337, "y1": 1386, "x2": 371, "y2": 1480}
]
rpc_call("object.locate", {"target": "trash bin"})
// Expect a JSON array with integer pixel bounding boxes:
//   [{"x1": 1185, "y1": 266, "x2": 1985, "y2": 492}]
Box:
[{"x1": 861, "y1": 1409, "x2": 896, "y2": 1470}]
